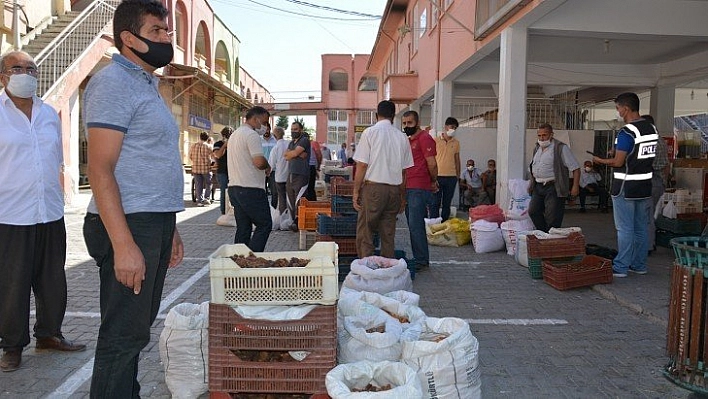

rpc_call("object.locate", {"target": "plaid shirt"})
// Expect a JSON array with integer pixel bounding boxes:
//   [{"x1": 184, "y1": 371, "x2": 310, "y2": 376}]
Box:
[{"x1": 189, "y1": 141, "x2": 212, "y2": 174}]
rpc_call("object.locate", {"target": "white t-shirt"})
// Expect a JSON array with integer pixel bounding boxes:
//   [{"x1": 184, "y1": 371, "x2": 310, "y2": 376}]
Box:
[
  {"x1": 227, "y1": 124, "x2": 266, "y2": 189},
  {"x1": 354, "y1": 119, "x2": 414, "y2": 185}
]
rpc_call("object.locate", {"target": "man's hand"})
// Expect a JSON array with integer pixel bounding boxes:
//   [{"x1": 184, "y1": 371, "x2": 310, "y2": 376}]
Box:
[
  {"x1": 570, "y1": 185, "x2": 580, "y2": 197},
  {"x1": 114, "y1": 243, "x2": 146, "y2": 295},
  {"x1": 432, "y1": 180, "x2": 439, "y2": 193},
  {"x1": 169, "y1": 228, "x2": 184, "y2": 268},
  {"x1": 353, "y1": 192, "x2": 362, "y2": 212},
  {"x1": 399, "y1": 197, "x2": 407, "y2": 214}
]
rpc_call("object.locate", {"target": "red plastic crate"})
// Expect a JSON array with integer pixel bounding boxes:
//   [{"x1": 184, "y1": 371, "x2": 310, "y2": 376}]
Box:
[
  {"x1": 315, "y1": 234, "x2": 357, "y2": 255},
  {"x1": 209, "y1": 303, "x2": 337, "y2": 395},
  {"x1": 542, "y1": 255, "x2": 613, "y2": 290},
  {"x1": 330, "y1": 177, "x2": 354, "y2": 196},
  {"x1": 526, "y1": 232, "x2": 586, "y2": 259}
]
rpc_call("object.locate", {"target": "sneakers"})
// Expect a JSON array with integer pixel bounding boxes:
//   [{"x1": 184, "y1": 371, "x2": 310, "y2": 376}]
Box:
[
  {"x1": 628, "y1": 268, "x2": 648, "y2": 275},
  {"x1": 197, "y1": 199, "x2": 211, "y2": 207},
  {"x1": 613, "y1": 271, "x2": 627, "y2": 278}
]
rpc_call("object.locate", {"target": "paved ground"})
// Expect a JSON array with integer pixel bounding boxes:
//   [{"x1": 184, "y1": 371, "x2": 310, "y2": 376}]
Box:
[{"x1": 0, "y1": 179, "x2": 701, "y2": 398}]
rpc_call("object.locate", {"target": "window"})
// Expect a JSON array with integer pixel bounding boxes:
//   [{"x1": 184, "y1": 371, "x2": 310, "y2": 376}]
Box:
[
  {"x1": 358, "y1": 76, "x2": 378, "y2": 92},
  {"x1": 431, "y1": 0, "x2": 440, "y2": 24},
  {"x1": 327, "y1": 125, "x2": 347, "y2": 148},
  {"x1": 246, "y1": 88, "x2": 251, "y2": 100},
  {"x1": 328, "y1": 110, "x2": 348, "y2": 122},
  {"x1": 419, "y1": 8, "x2": 427, "y2": 38},
  {"x1": 412, "y1": 3, "x2": 419, "y2": 52},
  {"x1": 444, "y1": 0, "x2": 453, "y2": 9},
  {"x1": 329, "y1": 70, "x2": 348, "y2": 91},
  {"x1": 356, "y1": 111, "x2": 376, "y2": 126},
  {"x1": 189, "y1": 94, "x2": 208, "y2": 119},
  {"x1": 213, "y1": 107, "x2": 236, "y2": 126}
]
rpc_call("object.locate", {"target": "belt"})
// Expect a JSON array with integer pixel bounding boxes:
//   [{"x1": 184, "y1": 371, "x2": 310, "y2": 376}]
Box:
[
  {"x1": 537, "y1": 179, "x2": 555, "y2": 186},
  {"x1": 364, "y1": 180, "x2": 397, "y2": 187}
]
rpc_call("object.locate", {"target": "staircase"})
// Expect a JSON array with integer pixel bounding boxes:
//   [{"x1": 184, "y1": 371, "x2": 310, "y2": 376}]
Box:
[{"x1": 20, "y1": 0, "x2": 119, "y2": 99}]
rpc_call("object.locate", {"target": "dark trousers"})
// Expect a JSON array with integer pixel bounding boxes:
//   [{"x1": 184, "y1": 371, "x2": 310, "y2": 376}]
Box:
[
  {"x1": 217, "y1": 173, "x2": 228, "y2": 215},
  {"x1": 528, "y1": 183, "x2": 565, "y2": 233},
  {"x1": 356, "y1": 183, "x2": 401, "y2": 258},
  {"x1": 305, "y1": 165, "x2": 318, "y2": 201},
  {"x1": 266, "y1": 173, "x2": 277, "y2": 209},
  {"x1": 429, "y1": 176, "x2": 458, "y2": 221},
  {"x1": 228, "y1": 186, "x2": 272, "y2": 252},
  {"x1": 0, "y1": 219, "x2": 67, "y2": 350},
  {"x1": 579, "y1": 183, "x2": 608, "y2": 209},
  {"x1": 84, "y1": 212, "x2": 175, "y2": 399},
  {"x1": 286, "y1": 173, "x2": 309, "y2": 221},
  {"x1": 275, "y1": 181, "x2": 287, "y2": 214}
]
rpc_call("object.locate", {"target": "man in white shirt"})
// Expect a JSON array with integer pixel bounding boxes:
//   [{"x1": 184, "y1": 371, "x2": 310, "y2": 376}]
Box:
[
  {"x1": 268, "y1": 126, "x2": 290, "y2": 215},
  {"x1": 227, "y1": 106, "x2": 272, "y2": 251},
  {"x1": 353, "y1": 100, "x2": 414, "y2": 258},
  {"x1": 0, "y1": 51, "x2": 85, "y2": 373},
  {"x1": 578, "y1": 160, "x2": 609, "y2": 213}
]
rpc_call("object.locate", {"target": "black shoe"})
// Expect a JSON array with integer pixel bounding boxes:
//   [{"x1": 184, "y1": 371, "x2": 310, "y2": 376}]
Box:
[
  {"x1": 0, "y1": 349, "x2": 21, "y2": 372},
  {"x1": 579, "y1": 208, "x2": 586, "y2": 213}
]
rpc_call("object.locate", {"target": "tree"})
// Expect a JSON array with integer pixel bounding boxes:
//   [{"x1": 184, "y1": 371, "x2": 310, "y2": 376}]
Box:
[
  {"x1": 293, "y1": 117, "x2": 306, "y2": 130},
  {"x1": 276, "y1": 115, "x2": 289, "y2": 129}
]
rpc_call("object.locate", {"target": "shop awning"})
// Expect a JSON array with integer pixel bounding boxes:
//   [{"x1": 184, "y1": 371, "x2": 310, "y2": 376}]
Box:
[{"x1": 166, "y1": 64, "x2": 253, "y2": 110}]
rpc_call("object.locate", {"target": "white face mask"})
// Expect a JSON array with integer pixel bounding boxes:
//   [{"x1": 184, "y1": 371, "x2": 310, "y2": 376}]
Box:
[
  {"x1": 538, "y1": 139, "x2": 551, "y2": 148},
  {"x1": 6, "y1": 74, "x2": 37, "y2": 98},
  {"x1": 446, "y1": 128, "x2": 456, "y2": 138},
  {"x1": 584, "y1": 167, "x2": 592, "y2": 172},
  {"x1": 256, "y1": 124, "x2": 267, "y2": 136},
  {"x1": 466, "y1": 165, "x2": 474, "y2": 171},
  {"x1": 616, "y1": 111, "x2": 624, "y2": 123}
]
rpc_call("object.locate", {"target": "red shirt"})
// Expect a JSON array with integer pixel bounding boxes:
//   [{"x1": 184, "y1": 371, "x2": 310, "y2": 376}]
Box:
[{"x1": 406, "y1": 130, "x2": 437, "y2": 190}]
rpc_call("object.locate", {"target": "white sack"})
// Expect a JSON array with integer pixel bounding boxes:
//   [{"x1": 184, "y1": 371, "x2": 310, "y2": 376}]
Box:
[
  {"x1": 343, "y1": 256, "x2": 413, "y2": 294},
  {"x1": 663, "y1": 200, "x2": 678, "y2": 219},
  {"x1": 470, "y1": 220, "x2": 505, "y2": 253},
  {"x1": 548, "y1": 227, "x2": 583, "y2": 236},
  {"x1": 232, "y1": 304, "x2": 317, "y2": 321},
  {"x1": 500, "y1": 218, "x2": 536, "y2": 256},
  {"x1": 339, "y1": 287, "x2": 420, "y2": 307},
  {"x1": 338, "y1": 291, "x2": 426, "y2": 342},
  {"x1": 216, "y1": 214, "x2": 236, "y2": 227},
  {"x1": 279, "y1": 209, "x2": 293, "y2": 230},
  {"x1": 326, "y1": 360, "x2": 423, "y2": 399},
  {"x1": 514, "y1": 230, "x2": 564, "y2": 267},
  {"x1": 424, "y1": 217, "x2": 443, "y2": 226},
  {"x1": 270, "y1": 206, "x2": 280, "y2": 230},
  {"x1": 159, "y1": 302, "x2": 210, "y2": 399},
  {"x1": 401, "y1": 317, "x2": 482, "y2": 399},
  {"x1": 339, "y1": 313, "x2": 403, "y2": 364}
]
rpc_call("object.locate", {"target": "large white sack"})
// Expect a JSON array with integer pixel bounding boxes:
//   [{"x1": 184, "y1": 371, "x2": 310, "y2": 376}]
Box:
[
  {"x1": 338, "y1": 291, "x2": 426, "y2": 342},
  {"x1": 514, "y1": 230, "x2": 565, "y2": 267},
  {"x1": 500, "y1": 218, "x2": 535, "y2": 256},
  {"x1": 401, "y1": 317, "x2": 482, "y2": 399},
  {"x1": 326, "y1": 360, "x2": 423, "y2": 399},
  {"x1": 339, "y1": 313, "x2": 403, "y2": 364},
  {"x1": 343, "y1": 256, "x2": 413, "y2": 294},
  {"x1": 159, "y1": 302, "x2": 209, "y2": 399},
  {"x1": 340, "y1": 287, "x2": 420, "y2": 307},
  {"x1": 470, "y1": 220, "x2": 505, "y2": 253}
]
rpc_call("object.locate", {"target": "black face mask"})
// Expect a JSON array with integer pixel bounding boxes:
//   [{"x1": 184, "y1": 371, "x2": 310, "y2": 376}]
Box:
[
  {"x1": 403, "y1": 126, "x2": 418, "y2": 136},
  {"x1": 132, "y1": 33, "x2": 174, "y2": 69},
  {"x1": 291, "y1": 131, "x2": 302, "y2": 139}
]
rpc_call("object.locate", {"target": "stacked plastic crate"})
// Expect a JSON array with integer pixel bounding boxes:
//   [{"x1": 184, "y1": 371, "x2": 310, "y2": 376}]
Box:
[
  {"x1": 207, "y1": 242, "x2": 339, "y2": 397},
  {"x1": 315, "y1": 177, "x2": 361, "y2": 281},
  {"x1": 297, "y1": 198, "x2": 331, "y2": 250},
  {"x1": 656, "y1": 190, "x2": 705, "y2": 247}
]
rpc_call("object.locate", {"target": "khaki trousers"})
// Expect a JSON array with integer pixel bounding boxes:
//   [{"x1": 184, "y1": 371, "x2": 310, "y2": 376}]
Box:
[{"x1": 356, "y1": 182, "x2": 401, "y2": 258}]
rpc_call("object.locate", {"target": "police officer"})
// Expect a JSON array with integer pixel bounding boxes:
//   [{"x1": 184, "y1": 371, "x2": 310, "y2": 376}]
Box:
[{"x1": 594, "y1": 92, "x2": 657, "y2": 277}]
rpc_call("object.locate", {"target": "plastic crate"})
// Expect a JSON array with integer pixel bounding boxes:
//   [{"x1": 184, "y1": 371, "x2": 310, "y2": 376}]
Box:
[
  {"x1": 316, "y1": 234, "x2": 379, "y2": 256},
  {"x1": 298, "y1": 199, "x2": 332, "y2": 231},
  {"x1": 209, "y1": 242, "x2": 339, "y2": 306},
  {"x1": 674, "y1": 202, "x2": 701, "y2": 214},
  {"x1": 209, "y1": 303, "x2": 336, "y2": 395},
  {"x1": 655, "y1": 215, "x2": 702, "y2": 235},
  {"x1": 526, "y1": 232, "x2": 586, "y2": 259},
  {"x1": 528, "y1": 255, "x2": 583, "y2": 279},
  {"x1": 317, "y1": 214, "x2": 357, "y2": 236},
  {"x1": 671, "y1": 237, "x2": 708, "y2": 268},
  {"x1": 298, "y1": 230, "x2": 317, "y2": 250},
  {"x1": 330, "y1": 177, "x2": 354, "y2": 196},
  {"x1": 330, "y1": 195, "x2": 356, "y2": 214},
  {"x1": 542, "y1": 255, "x2": 613, "y2": 290}
]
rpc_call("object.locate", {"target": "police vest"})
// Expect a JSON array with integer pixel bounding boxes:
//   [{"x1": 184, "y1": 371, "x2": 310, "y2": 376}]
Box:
[{"x1": 611, "y1": 120, "x2": 657, "y2": 199}]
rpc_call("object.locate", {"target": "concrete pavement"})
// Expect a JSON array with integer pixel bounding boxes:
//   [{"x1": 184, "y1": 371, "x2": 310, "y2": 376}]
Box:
[{"x1": 0, "y1": 181, "x2": 698, "y2": 398}]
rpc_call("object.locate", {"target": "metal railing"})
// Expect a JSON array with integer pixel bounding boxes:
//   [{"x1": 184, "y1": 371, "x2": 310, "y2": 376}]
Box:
[
  {"x1": 454, "y1": 98, "x2": 595, "y2": 130},
  {"x1": 36, "y1": 0, "x2": 120, "y2": 98}
]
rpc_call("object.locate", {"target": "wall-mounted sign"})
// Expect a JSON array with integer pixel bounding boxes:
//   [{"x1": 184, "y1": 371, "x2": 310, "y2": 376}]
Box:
[
  {"x1": 189, "y1": 114, "x2": 212, "y2": 130},
  {"x1": 354, "y1": 125, "x2": 368, "y2": 133}
]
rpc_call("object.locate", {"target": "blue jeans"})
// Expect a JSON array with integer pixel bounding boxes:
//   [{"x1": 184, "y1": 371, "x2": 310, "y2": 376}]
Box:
[
  {"x1": 228, "y1": 186, "x2": 271, "y2": 252},
  {"x1": 611, "y1": 193, "x2": 651, "y2": 273},
  {"x1": 429, "y1": 176, "x2": 457, "y2": 221},
  {"x1": 193, "y1": 173, "x2": 209, "y2": 202},
  {"x1": 217, "y1": 173, "x2": 228, "y2": 214},
  {"x1": 406, "y1": 189, "x2": 432, "y2": 266},
  {"x1": 84, "y1": 212, "x2": 175, "y2": 398}
]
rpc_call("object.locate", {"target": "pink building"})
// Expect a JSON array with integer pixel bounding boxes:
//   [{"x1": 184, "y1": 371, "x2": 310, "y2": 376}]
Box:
[
  {"x1": 368, "y1": 0, "x2": 708, "y2": 205},
  {"x1": 316, "y1": 54, "x2": 379, "y2": 148}
]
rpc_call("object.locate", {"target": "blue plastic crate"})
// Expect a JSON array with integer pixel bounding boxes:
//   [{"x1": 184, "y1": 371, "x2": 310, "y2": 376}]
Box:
[
  {"x1": 331, "y1": 195, "x2": 356, "y2": 214},
  {"x1": 317, "y1": 214, "x2": 357, "y2": 236}
]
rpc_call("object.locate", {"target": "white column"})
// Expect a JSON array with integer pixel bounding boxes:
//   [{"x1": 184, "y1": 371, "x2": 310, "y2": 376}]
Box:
[
  {"x1": 432, "y1": 80, "x2": 453, "y2": 133},
  {"x1": 497, "y1": 26, "x2": 528, "y2": 208},
  {"x1": 649, "y1": 85, "x2": 676, "y2": 136}
]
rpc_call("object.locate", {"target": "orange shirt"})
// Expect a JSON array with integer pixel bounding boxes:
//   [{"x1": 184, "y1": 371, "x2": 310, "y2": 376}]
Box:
[{"x1": 435, "y1": 136, "x2": 459, "y2": 177}]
